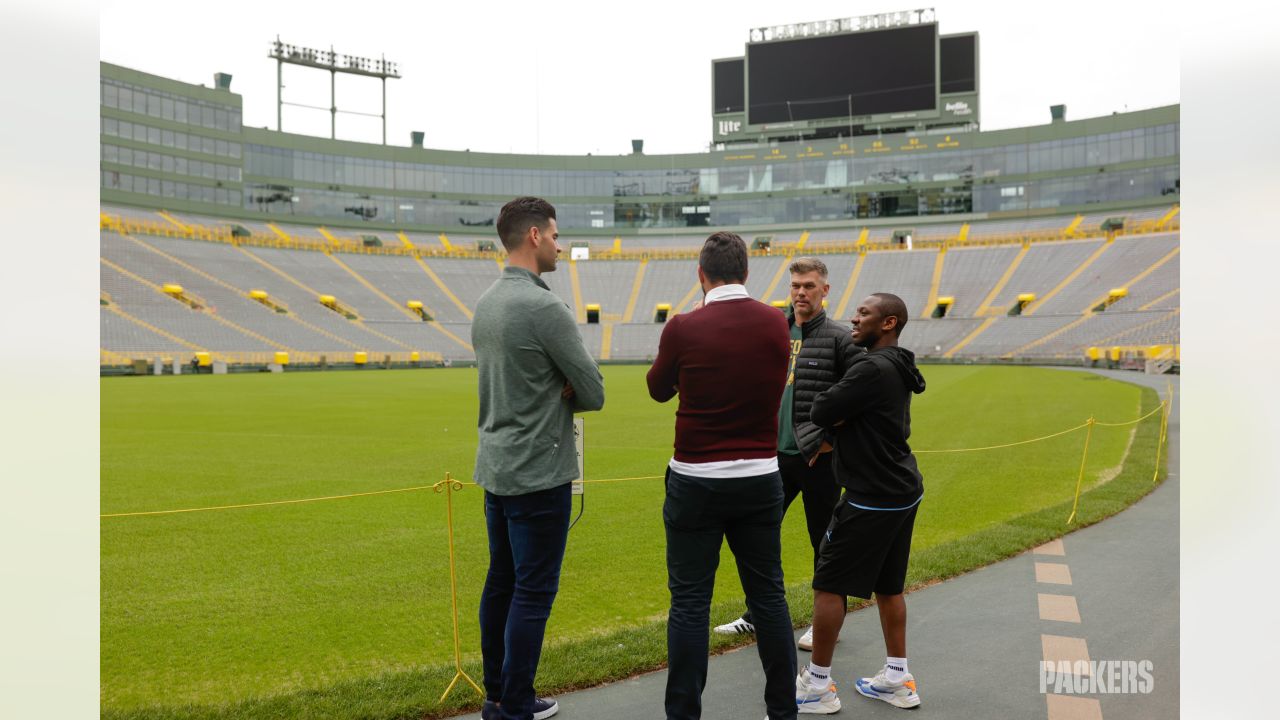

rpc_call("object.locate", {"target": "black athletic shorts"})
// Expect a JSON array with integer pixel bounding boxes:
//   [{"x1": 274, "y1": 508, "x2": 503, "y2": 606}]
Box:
[{"x1": 811, "y1": 492, "x2": 920, "y2": 599}]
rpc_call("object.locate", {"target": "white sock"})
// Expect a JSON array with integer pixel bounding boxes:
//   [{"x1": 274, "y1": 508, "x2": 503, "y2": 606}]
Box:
[
  {"x1": 885, "y1": 657, "x2": 908, "y2": 684},
  {"x1": 808, "y1": 663, "x2": 832, "y2": 691}
]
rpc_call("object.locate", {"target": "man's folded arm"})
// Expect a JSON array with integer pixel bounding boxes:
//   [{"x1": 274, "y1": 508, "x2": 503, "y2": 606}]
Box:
[
  {"x1": 811, "y1": 361, "x2": 878, "y2": 428},
  {"x1": 539, "y1": 302, "x2": 605, "y2": 412}
]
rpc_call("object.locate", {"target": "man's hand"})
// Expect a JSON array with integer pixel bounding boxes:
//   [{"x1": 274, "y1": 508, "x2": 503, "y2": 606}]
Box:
[
  {"x1": 691, "y1": 298, "x2": 704, "y2": 311},
  {"x1": 807, "y1": 441, "x2": 834, "y2": 467},
  {"x1": 562, "y1": 381, "x2": 576, "y2": 400}
]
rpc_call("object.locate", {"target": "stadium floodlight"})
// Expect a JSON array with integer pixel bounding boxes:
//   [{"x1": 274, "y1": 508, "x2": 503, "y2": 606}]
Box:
[{"x1": 269, "y1": 37, "x2": 402, "y2": 145}]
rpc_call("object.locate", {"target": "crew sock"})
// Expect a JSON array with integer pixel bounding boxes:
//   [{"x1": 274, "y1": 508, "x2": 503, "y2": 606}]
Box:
[
  {"x1": 808, "y1": 663, "x2": 832, "y2": 692},
  {"x1": 885, "y1": 657, "x2": 909, "y2": 685}
]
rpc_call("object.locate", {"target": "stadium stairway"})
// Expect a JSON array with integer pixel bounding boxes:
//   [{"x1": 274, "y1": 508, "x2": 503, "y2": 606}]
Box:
[
  {"x1": 110, "y1": 231, "x2": 347, "y2": 353},
  {"x1": 327, "y1": 251, "x2": 475, "y2": 355},
  {"x1": 1008, "y1": 240, "x2": 1181, "y2": 358},
  {"x1": 411, "y1": 255, "x2": 476, "y2": 321},
  {"x1": 832, "y1": 253, "x2": 868, "y2": 320},
  {"x1": 100, "y1": 257, "x2": 279, "y2": 355},
  {"x1": 621, "y1": 260, "x2": 649, "y2": 324}
]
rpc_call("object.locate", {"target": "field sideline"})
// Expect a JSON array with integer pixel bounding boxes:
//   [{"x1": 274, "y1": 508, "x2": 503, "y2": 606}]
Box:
[{"x1": 101, "y1": 365, "x2": 1164, "y2": 719}]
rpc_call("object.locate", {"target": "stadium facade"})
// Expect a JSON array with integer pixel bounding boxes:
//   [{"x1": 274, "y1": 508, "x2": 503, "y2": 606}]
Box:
[{"x1": 100, "y1": 61, "x2": 1178, "y2": 236}]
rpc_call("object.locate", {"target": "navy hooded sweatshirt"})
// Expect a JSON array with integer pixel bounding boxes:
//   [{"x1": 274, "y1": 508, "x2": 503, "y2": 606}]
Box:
[{"x1": 811, "y1": 346, "x2": 927, "y2": 508}]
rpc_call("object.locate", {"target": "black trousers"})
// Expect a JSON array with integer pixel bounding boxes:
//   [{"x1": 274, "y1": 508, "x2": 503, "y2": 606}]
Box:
[
  {"x1": 741, "y1": 451, "x2": 839, "y2": 625},
  {"x1": 664, "y1": 467, "x2": 797, "y2": 720}
]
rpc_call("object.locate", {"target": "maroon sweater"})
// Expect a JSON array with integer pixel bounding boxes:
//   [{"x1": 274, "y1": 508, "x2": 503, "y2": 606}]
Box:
[{"x1": 647, "y1": 296, "x2": 791, "y2": 463}]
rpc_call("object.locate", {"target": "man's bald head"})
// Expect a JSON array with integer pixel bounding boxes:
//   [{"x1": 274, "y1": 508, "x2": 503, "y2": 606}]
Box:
[{"x1": 869, "y1": 292, "x2": 909, "y2": 335}]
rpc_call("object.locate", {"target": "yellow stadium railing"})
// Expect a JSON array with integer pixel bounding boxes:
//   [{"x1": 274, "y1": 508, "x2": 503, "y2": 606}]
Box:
[
  {"x1": 102, "y1": 209, "x2": 1179, "y2": 263},
  {"x1": 99, "y1": 350, "x2": 446, "y2": 367}
]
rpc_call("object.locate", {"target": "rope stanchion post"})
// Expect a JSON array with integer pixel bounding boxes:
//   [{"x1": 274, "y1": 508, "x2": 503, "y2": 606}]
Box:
[
  {"x1": 1152, "y1": 399, "x2": 1168, "y2": 483},
  {"x1": 1066, "y1": 416, "x2": 1096, "y2": 525},
  {"x1": 433, "y1": 472, "x2": 483, "y2": 704},
  {"x1": 1154, "y1": 381, "x2": 1173, "y2": 483}
]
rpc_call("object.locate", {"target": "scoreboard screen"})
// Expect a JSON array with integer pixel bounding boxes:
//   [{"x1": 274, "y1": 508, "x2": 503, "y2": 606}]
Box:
[
  {"x1": 746, "y1": 23, "x2": 937, "y2": 125},
  {"x1": 940, "y1": 34, "x2": 976, "y2": 94},
  {"x1": 713, "y1": 58, "x2": 745, "y2": 114}
]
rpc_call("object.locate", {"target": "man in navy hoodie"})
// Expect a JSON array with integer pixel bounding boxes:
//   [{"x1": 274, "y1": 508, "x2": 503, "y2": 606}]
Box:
[{"x1": 796, "y1": 293, "x2": 927, "y2": 714}]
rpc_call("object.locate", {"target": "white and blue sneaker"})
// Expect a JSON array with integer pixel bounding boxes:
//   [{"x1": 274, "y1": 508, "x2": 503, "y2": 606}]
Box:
[
  {"x1": 795, "y1": 668, "x2": 841, "y2": 714},
  {"x1": 854, "y1": 667, "x2": 920, "y2": 709}
]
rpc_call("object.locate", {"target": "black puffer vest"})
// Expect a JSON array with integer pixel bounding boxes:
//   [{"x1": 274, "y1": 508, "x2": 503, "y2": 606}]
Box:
[{"x1": 789, "y1": 308, "x2": 865, "y2": 461}]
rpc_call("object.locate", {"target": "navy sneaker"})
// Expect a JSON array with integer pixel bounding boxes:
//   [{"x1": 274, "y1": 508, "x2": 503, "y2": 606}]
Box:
[
  {"x1": 532, "y1": 697, "x2": 559, "y2": 720},
  {"x1": 481, "y1": 697, "x2": 559, "y2": 720}
]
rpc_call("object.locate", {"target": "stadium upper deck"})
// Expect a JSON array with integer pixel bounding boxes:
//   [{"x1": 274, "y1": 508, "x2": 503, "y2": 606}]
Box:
[{"x1": 99, "y1": 62, "x2": 1178, "y2": 237}]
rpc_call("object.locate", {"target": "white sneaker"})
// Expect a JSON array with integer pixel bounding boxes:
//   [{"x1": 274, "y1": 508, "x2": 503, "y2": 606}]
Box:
[
  {"x1": 797, "y1": 626, "x2": 813, "y2": 651},
  {"x1": 797, "y1": 626, "x2": 838, "y2": 651},
  {"x1": 795, "y1": 668, "x2": 841, "y2": 714},
  {"x1": 713, "y1": 616, "x2": 755, "y2": 635},
  {"x1": 854, "y1": 667, "x2": 920, "y2": 708}
]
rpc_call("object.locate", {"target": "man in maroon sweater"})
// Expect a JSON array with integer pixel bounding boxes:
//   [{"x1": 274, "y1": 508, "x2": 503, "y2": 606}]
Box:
[{"x1": 647, "y1": 232, "x2": 797, "y2": 720}]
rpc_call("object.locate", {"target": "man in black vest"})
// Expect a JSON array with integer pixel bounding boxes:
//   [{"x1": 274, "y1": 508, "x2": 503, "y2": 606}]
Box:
[{"x1": 714, "y1": 257, "x2": 862, "y2": 654}]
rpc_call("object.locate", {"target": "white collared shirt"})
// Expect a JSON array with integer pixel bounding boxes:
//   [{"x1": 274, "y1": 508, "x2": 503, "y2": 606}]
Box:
[
  {"x1": 703, "y1": 283, "x2": 750, "y2": 304},
  {"x1": 667, "y1": 282, "x2": 780, "y2": 479}
]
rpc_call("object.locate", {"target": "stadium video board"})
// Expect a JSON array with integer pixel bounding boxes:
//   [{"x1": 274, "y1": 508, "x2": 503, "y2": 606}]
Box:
[
  {"x1": 713, "y1": 58, "x2": 745, "y2": 114},
  {"x1": 940, "y1": 33, "x2": 976, "y2": 94},
  {"x1": 745, "y1": 23, "x2": 938, "y2": 125},
  {"x1": 712, "y1": 13, "x2": 980, "y2": 145}
]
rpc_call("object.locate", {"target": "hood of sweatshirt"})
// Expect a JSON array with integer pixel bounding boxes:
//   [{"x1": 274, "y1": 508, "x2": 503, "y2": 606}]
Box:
[{"x1": 873, "y1": 346, "x2": 926, "y2": 394}]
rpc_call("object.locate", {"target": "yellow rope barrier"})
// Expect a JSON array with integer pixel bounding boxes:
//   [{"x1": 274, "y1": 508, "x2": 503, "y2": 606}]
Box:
[
  {"x1": 434, "y1": 473, "x2": 484, "y2": 703},
  {"x1": 99, "y1": 484, "x2": 437, "y2": 518},
  {"x1": 914, "y1": 422, "x2": 1089, "y2": 454},
  {"x1": 98, "y1": 476, "x2": 670, "y2": 518},
  {"x1": 1066, "y1": 417, "x2": 1096, "y2": 525},
  {"x1": 102, "y1": 397, "x2": 1169, "y2": 520},
  {"x1": 582, "y1": 475, "x2": 664, "y2": 484},
  {"x1": 1092, "y1": 403, "x2": 1165, "y2": 427}
]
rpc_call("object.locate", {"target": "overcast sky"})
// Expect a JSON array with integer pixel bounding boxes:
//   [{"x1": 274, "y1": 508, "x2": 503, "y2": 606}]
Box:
[{"x1": 100, "y1": 0, "x2": 1179, "y2": 156}]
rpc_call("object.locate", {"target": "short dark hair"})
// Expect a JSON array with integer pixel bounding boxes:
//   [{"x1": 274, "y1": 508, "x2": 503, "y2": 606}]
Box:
[
  {"x1": 789, "y1": 256, "x2": 828, "y2": 279},
  {"x1": 870, "y1": 292, "x2": 909, "y2": 334},
  {"x1": 496, "y1": 196, "x2": 557, "y2": 251},
  {"x1": 698, "y1": 231, "x2": 748, "y2": 284}
]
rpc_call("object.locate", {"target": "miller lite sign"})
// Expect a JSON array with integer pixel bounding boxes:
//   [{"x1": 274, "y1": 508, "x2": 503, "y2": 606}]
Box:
[{"x1": 717, "y1": 119, "x2": 742, "y2": 136}]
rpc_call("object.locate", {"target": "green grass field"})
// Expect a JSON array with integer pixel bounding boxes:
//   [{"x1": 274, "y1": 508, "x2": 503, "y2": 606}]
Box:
[{"x1": 101, "y1": 365, "x2": 1164, "y2": 719}]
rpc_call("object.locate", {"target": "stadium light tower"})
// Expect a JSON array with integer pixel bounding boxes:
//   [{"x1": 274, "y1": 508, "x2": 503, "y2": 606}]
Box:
[{"x1": 269, "y1": 37, "x2": 402, "y2": 144}]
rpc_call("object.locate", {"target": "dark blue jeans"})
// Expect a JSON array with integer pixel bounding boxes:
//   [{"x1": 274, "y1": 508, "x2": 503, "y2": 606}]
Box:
[
  {"x1": 663, "y1": 468, "x2": 797, "y2": 720},
  {"x1": 479, "y1": 483, "x2": 572, "y2": 720},
  {"x1": 742, "y1": 452, "x2": 839, "y2": 625}
]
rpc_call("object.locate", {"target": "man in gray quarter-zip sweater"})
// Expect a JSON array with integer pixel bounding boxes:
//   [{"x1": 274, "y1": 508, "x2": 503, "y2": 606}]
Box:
[{"x1": 472, "y1": 197, "x2": 604, "y2": 720}]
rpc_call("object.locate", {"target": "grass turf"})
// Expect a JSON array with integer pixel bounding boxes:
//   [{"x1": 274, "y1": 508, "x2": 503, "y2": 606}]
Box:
[{"x1": 100, "y1": 365, "x2": 1164, "y2": 718}]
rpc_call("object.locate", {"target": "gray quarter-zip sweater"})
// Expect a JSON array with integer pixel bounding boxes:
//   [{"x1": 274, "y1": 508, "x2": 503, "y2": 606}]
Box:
[{"x1": 472, "y1": 265, "x2": 605, "y2": 495}]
